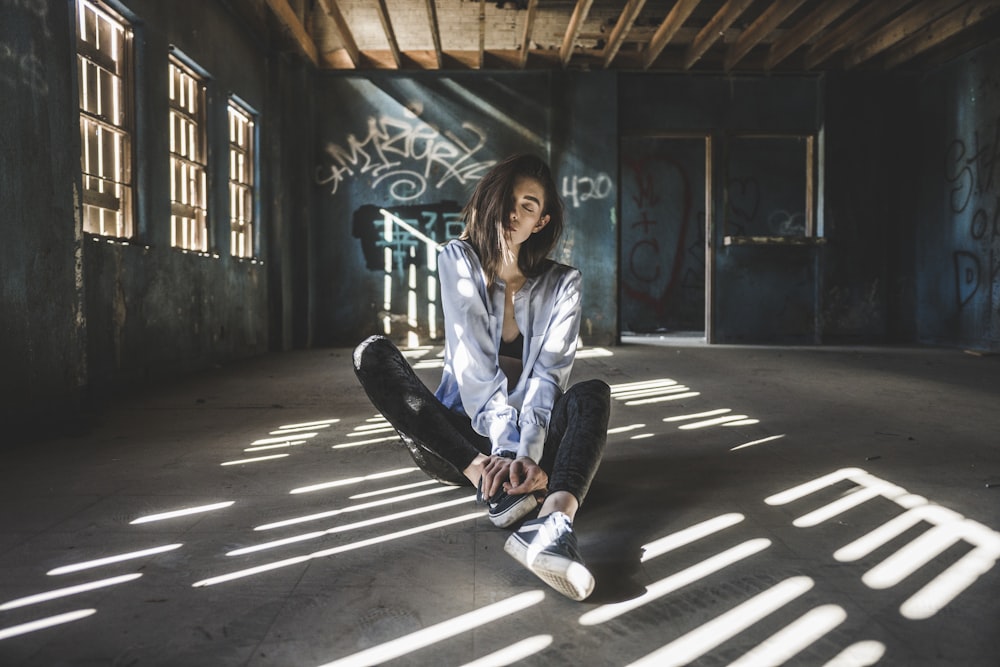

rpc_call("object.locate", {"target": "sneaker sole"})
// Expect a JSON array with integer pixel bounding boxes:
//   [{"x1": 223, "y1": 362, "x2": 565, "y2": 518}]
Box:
[
  {"x1": 489, "y1": 494, "x2": 538, "y2": 528},
  {"x1": 504, "y1": 533, "x2": 595, "y2": 601}
]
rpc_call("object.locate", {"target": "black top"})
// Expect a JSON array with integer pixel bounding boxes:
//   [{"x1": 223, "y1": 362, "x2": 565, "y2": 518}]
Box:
[{"x1": 498, "y1": 332, "x2": 524, "y2": 360}]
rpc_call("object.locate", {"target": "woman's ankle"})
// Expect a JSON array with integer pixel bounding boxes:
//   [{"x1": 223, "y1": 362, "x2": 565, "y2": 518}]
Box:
[{"x1": 538, "y1": 490, "x2": 579, "y2": 521}]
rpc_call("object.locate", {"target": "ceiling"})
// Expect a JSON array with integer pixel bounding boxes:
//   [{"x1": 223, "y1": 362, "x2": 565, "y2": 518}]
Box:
[{"x1": 257, "y1": 0, "x2": 1000, "y2": 74}]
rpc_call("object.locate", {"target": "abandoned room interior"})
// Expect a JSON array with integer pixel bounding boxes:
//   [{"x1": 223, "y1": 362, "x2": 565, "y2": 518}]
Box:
[{"x1": 2, "y1": 0, "x2": 1000, "y2": 664}]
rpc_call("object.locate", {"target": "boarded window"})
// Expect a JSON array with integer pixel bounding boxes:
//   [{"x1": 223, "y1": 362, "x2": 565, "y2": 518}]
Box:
[
  {"x1": 168, "y1": 56, "x2": 208, "y2": 251},
  {"x1": 228, "y1": 101, "x2": 255, "y2": 258},
  {"x1": 77, "y1": 0, "x2": 133, "y2": 238}
]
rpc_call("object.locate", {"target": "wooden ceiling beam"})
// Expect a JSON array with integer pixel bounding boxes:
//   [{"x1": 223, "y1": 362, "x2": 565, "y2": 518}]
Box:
[
  {"x1": 519, "y1": 0, "x2": 540, "y2": 69},
  {"x1": 425, "y1": 0, "x2": 443, "y2": 69},
  {"x1": 643, "y1": 0, "x2": 702, "y2": 70},
  {"x1": 560, "y1": 0, "x2": 595, "y2": 68},
  {"x1": 843, "y1": 0, "x2": 966, "y2": 68},
  {"x1": 602, "y1": 0, "x2": 648, "y2": 68},
  {"x1": 684, "y1": 0, "x2": 755, "y2": 70},
  {"x1": 373, "y1": 0, "x2": 402, "y2": 69},
  {"x1": 803, "y1": 0, "x2": 911, "y2": 70},
  {"x1": 882, "y1": 0, "x2": 1000, "y2": 69},
  {"x1": 724, "y1": 0, "x2": 808, "y2": 71},
  {"x1": 263, "y1": 0, "x2": 318, "y2": 66},
  {"x1": 316, "y1": 0, "x2": 360, "y2": 68},
  {"x1": 765, "y1": 0, "x2": 862, "y2": 70},
  {"x1": 478, "y1": 0, "x2": 486, "y2": 69}
]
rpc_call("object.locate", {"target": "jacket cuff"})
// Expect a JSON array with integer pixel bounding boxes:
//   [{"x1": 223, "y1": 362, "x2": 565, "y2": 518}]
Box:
[
  {"x1": 489, "y1": 418, "x2": 521, "y2": 456},
  {"x1": 516, "y1": 422, "x2": 546, "y2": 463}
]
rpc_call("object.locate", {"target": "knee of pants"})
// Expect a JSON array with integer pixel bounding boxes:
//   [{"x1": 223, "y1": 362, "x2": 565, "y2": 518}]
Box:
[
  {"x1": 570, "y1": 379, "x2": 611, "y2": 403},
  {"x1": 353, "y1": 334, "x2": 391, "y2": 372}
]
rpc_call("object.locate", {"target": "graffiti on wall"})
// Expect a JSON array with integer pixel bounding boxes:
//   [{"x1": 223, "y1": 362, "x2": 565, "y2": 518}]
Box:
[
  {"x1": 945, "y1": 114, "x2": 1000, "y2": 320},
  {"x1": 316, "y1": 114, "x2": 495, "y2": 202},
  {"x1": 621, "y1": 150, "x2": 706, "y2": 333},
  {"x1": 562, "y1": 172, "x2": 612, "y2": 209},
  {"x1": 315, "y1": 106, "x2": 496, "y2": 344},
  {"x1": 727, "y1": 177, "x2": 807, "y2": 237}
]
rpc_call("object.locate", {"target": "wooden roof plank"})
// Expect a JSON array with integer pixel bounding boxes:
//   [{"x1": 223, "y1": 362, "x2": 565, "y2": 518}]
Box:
[
  {"x1": 478, "y1": 0, "x2": 486, "y2": 70},
  {"x1": 882, "y1": 0, "x2": 1000, "y2": 69},
  {"x1": 765, "y1": 0, "x2": 864, "y2": 70},
  {"x1": 803, "y1": 0, "x2": 913, "y2": 70},
  {"x1": 724, "y1": 0, "x2": 809, "y2": 71},
  {"x1": 519, "y1": 0, "x2": 540, "y2": 69},
  {"x1": 843, "y1": 0, "x2": 967, "y2": 68},
  {"x1": 684, "y1": 0, "x2": 756, "y2": 70},
  {"x1": 425, "y1": 0, "x2": 443, "y2": 69},
  {"x1": 373, "y1": 0, "x2": 402, "y2": 69},
  {"x1": 603, "y1": 0, "x2": 649, "y2": 68},
  {"x1": 561, "y1": 0, "x2": 595, "y2": 67},
  {"x1": 264, "y1": 0, "x2": 319, "y2": 66},
  {"x1": 316, "y1": 0, "x2": 360, "y2": 68},
  {"x1": 643, "y1": 0, "x2": 703, "y2": 69}
]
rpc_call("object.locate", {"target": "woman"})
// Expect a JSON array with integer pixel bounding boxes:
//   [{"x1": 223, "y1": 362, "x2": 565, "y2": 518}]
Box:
[{"x1": 353, "y1": 154, "x2": 610, "y2": 601}]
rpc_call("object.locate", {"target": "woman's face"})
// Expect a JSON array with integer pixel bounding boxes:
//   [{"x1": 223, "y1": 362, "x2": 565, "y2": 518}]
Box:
[{"x1": 506, "y1": 175, "x2": 550, "y2": 248}]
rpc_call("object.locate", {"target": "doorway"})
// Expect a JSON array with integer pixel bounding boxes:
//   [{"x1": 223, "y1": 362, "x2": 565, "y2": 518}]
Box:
[{"x1": 620, "y1": 136, "x2": 712, "y2": 339}]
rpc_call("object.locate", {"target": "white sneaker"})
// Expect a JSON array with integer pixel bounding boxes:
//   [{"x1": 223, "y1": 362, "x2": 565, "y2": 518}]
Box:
[{"x1": 504, "y1": 511, "x2": 595, "y2": 601}]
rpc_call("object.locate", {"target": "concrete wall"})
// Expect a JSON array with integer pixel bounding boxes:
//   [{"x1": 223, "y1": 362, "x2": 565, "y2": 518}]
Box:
[
  {"x1": 1, "y1": 0, "x2": 85, "y2": 427},
  {"x1": 821, "y1": 72, "x2": 920, "y2": 344},
  {"x1": 916, "y1": 38, "x2": 1000, "y2": 352},
  {"x1": 1, "y1": 0, "x2": 303, "y2": 434},
  {"x1": 311, "y1": 70, "x2": 618, "y2": 347}
]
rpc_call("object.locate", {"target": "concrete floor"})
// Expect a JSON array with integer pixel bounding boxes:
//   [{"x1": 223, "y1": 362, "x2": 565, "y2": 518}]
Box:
[{"x1": 1, "y1": 341, "x2": 999, "y2": 666}]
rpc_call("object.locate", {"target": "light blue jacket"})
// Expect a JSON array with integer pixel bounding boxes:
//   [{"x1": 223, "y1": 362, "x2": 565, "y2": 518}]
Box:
[{"x1": 434, "y1": 239, "x2": 582, "y2": 463}]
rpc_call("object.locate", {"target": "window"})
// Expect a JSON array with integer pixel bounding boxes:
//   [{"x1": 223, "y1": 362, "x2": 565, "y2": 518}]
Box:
[
  {"x1": 227, "y1": 100, "x2": 255, "y2": 258},
  {"x1": 168, "y1": 56, "x2": 208, "y2": 251},
  {"x1": 76, "y1": 0, "x2": 133, "y2": 238},
  {"x1": 724, "y1": 135, "x2": 818, "y2": 243}
]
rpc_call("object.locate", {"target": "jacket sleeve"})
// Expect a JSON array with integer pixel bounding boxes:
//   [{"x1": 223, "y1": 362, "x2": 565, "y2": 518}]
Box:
[
  {"x1": 437, "y1": 242, "x2": 522, "y2": 454},
  {"x1": 516, "y1": 267, "x2": 582, "y2": 462}
]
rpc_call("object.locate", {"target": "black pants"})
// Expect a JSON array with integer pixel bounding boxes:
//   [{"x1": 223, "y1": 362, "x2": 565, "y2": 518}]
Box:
[{"x1": 352, "y1": 335, "x2": 610, "y2": 505}]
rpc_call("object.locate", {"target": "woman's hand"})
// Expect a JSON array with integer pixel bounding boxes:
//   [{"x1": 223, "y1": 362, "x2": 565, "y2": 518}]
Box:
[
  {"x1": 480, "y1": 455, "x2": 514, "y2": 501},
  {"x1": 505, "y1": 457, "x2": 548, "y2": 496}
]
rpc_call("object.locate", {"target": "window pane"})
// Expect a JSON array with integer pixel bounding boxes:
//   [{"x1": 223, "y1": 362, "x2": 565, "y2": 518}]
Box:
[{"x1": 727, "y1": 136, "x2": 810, "y2": 237}]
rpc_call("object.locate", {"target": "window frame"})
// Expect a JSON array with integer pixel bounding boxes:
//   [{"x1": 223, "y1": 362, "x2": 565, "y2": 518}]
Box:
[
  {"x1": 227, "y1": 97, "x2": 257, "y2": 259},
  {"x1": 76, "y1": 0, "x2": 135, "y2": 239},
  {"x1": 167, "y1": 52, "x2": 210, "y2": 252},
  {"x1": 723, "y1": 132, "x2": 824, "y2": 247}
]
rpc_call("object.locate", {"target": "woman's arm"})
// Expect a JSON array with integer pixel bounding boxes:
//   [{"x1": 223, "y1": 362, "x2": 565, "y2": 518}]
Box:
[
  {"x1": 437, "y1": 241, "x2": 522, "y2": 454},
  {"x1": 516, "y1": 267, "x2": 583, "y2": 463}
]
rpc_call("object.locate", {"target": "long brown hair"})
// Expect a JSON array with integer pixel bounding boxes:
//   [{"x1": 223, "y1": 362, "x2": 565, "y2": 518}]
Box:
[{"x1": 460, "y1": 154, "x2": 564, "y2": 286}]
